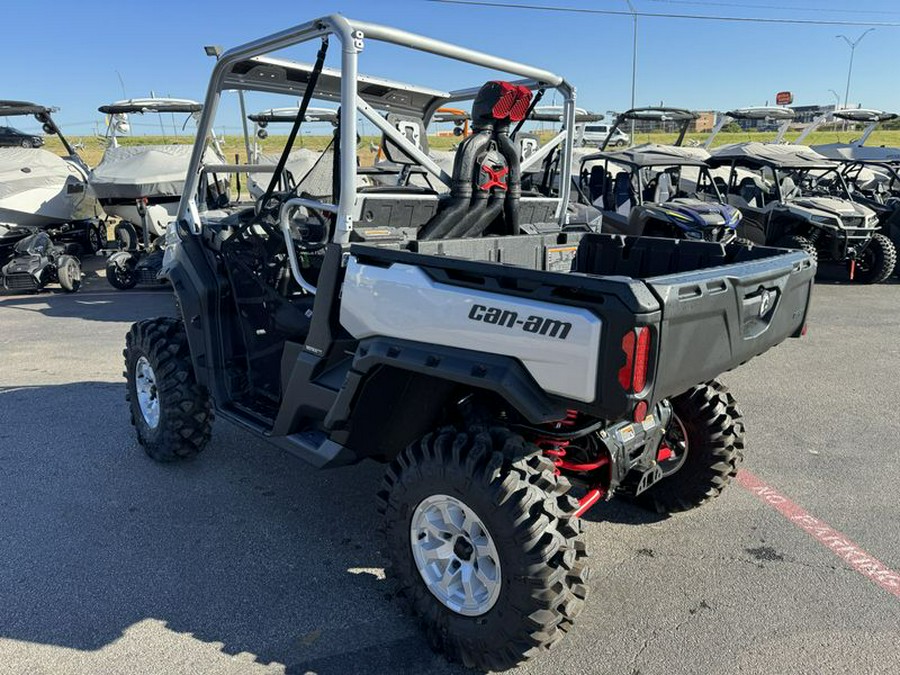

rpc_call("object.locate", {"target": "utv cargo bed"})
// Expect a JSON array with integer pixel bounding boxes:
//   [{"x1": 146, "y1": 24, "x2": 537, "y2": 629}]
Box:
[{"x1": 346, "y1": 233, "x2": 815, "y2": 421}]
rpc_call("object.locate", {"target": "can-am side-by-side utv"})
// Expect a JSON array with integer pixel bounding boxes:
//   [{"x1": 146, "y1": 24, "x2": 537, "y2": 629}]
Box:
[
  {"x1": 708, "y1": 142, "x2": 896, "y2": 283},
  {"x1": 123, "y1": 17, "x2": 815, "y2": 670},
  {"x1": 577, "y1": 144, "x2": 742, "y2": 243}
]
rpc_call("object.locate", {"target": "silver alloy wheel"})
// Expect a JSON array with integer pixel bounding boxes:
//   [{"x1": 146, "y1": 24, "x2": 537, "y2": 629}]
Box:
[
  {"x1": 409, "y1": 494, "x2": 502, "y2": 616},
  {"x1": 134, "y1": 356, "x2": 160, "y2": 429},
  {"x1": 659, "y1": 414, "x2": 689, "y2": 477}
]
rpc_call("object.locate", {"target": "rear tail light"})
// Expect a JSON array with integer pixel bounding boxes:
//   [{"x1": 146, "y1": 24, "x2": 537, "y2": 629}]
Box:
[
  {"x1": 633, "y1": 400, "x2": 648, "y2": 422},
  {"x1": 619, "y1": 327, "x2": 651, "y2": 393},
  {"x1": 618, "y1": 331, "x2": 635, "y2": 389},
  {"x1": 633, "y1": 327, "x2": 651, "y2": 392}
]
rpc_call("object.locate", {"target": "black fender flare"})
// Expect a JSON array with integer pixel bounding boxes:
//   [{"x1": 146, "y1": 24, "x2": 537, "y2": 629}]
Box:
[
  {"x1": 108, "y1": 250, "x2": 137, "y2": 268},
  {"x1": 325, "y1": 337, "x2": 569, "y2": 432}
]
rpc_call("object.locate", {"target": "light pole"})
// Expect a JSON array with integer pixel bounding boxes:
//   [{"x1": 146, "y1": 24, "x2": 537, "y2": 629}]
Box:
[
  {"x1": 836, "y1": 29, "x2": 874, "y2": 111},
  {"x1": 827, "y1": 89, "x2": 841, "y2": 110},
  {"x1": 625, "y1": 0, "x2": 637, "y2": 144}
]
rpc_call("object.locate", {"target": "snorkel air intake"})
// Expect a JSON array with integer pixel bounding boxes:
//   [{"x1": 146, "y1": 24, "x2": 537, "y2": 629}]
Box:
[{"x1": 419, "y1": 81, "x2": 531, "y2": 240}]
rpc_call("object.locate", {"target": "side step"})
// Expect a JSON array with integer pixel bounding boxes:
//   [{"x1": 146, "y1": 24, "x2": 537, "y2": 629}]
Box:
[
  {"x1": 275, "y1": 430, "x2": 357, "y2": 469},
  {"x1": 218, "y1": 405, "x2": 357, "y2": 469}
]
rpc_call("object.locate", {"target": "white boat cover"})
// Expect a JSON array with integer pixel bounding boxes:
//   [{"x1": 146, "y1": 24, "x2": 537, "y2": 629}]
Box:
[
  {"x1": 0, "y1": 147, "x2": 91, "y2": 225},
  {"x1": 91, "y1": 144, "x2": 222, "y2": 200},
  {"x1": 0, "y1": 147, "x2": 78, "y2": 201}
]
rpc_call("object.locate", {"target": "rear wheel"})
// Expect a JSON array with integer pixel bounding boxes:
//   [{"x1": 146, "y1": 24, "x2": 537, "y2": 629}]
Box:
[
  {"x1": 853, "y1": 233, "x2": 896, "y2": 284},
  {"x1": 83, "y1": 223, "x2": 104, "y2": 254},
  {"x1": 633, "y1": 380, "x2": 744, "y2": 514},
  {"x1": 377, "y1": 426, "x2": 590, "y2": 671},
  {"x1": 56, "y1": 255, "x2": 81, "y2": 293},
  {"x1": 115, "y1": 221, "x2": 139, "y2": 251},
  {"x1": 775, "y1": 234, "x2": 818, "y2": 262},
  {"x1": 124, "y1": 318, "x2": 212, "y2": 462}
]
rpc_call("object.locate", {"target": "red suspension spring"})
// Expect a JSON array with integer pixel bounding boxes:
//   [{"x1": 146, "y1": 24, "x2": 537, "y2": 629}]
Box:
[{"x1": 536, "y1": 409, "x2": 579, "y2": 474}]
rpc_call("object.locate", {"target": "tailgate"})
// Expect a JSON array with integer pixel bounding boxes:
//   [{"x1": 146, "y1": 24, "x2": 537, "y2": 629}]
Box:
[{"x1": 647, "y1": 248, "x2": 815, "y2": 403}]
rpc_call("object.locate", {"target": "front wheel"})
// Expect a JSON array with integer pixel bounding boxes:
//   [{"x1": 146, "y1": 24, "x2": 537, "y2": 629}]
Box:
[
  {"x1": 107, "y1": 256, "x2": 138, "y2": 290},
  {"x1": 56, "y1": 255, "x2": 82, "y2": 293},
  {"x1": 853, "y1": 233, "x2": 897, "y2": 284},
  {"x1": 377, "y1": 426, "x2": 590, "y2": 671},
  {"x1": 774, "y1": 233, "x2": 818, "y2": 263},
  {"x1": 124, "y1": 318, "x2": 212, "y2": 461},
  {"x1": 633, "y1": 380, "x2": 745, "y2": 514}
]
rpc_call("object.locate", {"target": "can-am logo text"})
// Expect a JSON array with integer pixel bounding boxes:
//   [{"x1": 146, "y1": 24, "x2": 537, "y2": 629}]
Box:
[{"x1": 468, "y1": 304, "x2": 572, "y2": 340}]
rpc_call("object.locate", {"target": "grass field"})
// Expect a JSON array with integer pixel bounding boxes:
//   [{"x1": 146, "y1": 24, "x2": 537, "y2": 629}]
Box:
[{"x1": 42, "y1": 129, "x2": 900, "y2": 169}]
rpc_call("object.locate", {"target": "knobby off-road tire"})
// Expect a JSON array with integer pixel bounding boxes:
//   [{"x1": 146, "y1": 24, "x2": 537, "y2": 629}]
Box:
[
  {"x1": 124, "y1": 318, "x2": 212, "y2": 462},
  {"x1": 634, "y1": 380, "x2": 745, "y2": 515},
  {"x1": 56, "y1": 255, "x2": 81, "y2": 293},
  {"x1": 775, "y1": 234, "x2": 818, "y2": 263},
  {"x1": 377, "y1": 426, "x2": 590, "y2": 671},
  {"x1": 854, "y1": 233, "x2": 897, "y2": 284}
]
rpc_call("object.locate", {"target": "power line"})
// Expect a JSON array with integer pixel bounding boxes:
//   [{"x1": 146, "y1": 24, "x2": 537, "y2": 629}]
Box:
[
  {"x1": 425, "y1": 0, "x2": 900, "y2": 27},
  {"x1": 646, "y1": 0, "x2": 900, "y2": 17}
]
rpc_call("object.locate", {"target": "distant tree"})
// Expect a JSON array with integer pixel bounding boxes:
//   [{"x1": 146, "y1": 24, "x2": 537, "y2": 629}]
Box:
[{"x1": 722, "y1": 121, "x2": 743, "y2": 133}]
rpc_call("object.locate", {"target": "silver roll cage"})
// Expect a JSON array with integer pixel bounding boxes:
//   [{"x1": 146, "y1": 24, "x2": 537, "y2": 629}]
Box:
[{"x1": 176, "y1": 14, "x2": 577, "y2": 242}]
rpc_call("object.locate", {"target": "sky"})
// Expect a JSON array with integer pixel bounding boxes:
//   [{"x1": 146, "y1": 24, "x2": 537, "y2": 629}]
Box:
[{"x1": 3, "y1": 0, "x2": 899, "y2": 136}]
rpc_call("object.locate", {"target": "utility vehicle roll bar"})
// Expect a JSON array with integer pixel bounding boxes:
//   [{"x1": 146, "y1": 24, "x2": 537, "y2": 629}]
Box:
[
  {"x1": 704, "y1": 107, "x2": 795, "y2": 149},
  {"x1": 178, "y1": 14, "x2": 577, "y2": 242}
]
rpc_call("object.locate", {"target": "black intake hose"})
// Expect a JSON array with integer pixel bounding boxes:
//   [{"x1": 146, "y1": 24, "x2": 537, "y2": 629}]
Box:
[
  {"x1": 419, "y1": 128, "x2": 492, "y2": 240},
  {"x1": 490, "y1": 125, "x2": 522, "y2": 236}
]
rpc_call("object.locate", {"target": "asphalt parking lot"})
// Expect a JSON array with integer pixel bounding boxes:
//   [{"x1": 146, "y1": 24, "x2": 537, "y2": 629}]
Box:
[{"x1": 0, "y1": 258, "x2": 898, "y2": 675}]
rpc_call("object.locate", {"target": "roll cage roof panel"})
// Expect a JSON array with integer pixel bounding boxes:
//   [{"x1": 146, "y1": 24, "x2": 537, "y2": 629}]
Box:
[
  {"x1": 226, "y1": 57, "x2": 453, "y2": 119},
  {"x1": 708, "y1": 142, "x2": 838, "y2": 170},
  {"x1": 179, "y1": 14, "x2": 577, "y2": 240},
  {"x1": 98, "y1": 98, "x2": 203, "y2": 115},
  {"x1": 601, "y1": 107, "x2": 697, "y2": 151},
  {"x1": 581, "y1": 143, "x2": 710, "y2": 169}
]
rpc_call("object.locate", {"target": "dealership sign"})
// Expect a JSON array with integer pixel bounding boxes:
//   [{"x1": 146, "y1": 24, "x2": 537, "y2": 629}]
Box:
[{"x1": 776, "y1": 91, "x2": 793, "y2": 106}]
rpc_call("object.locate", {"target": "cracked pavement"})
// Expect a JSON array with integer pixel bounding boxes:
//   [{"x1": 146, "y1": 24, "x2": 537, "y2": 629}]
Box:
[{"x1": 0, "y1": 260, "x2": 898, "y2": 675}]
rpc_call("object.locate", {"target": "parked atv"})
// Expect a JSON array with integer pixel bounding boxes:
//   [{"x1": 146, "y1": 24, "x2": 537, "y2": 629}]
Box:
[
  {"x1": 123, "y1": 17, "x2": 816, "y2": 671},
  {"x1": 0, "y1": 225, "x2": 81, "y2": 292},
  {"x1": 578, "y1": 144, "x2": 742, "y2": 242},
  {"x1": 708, "y1": 142, "x2": 896, "y2": 283}
]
